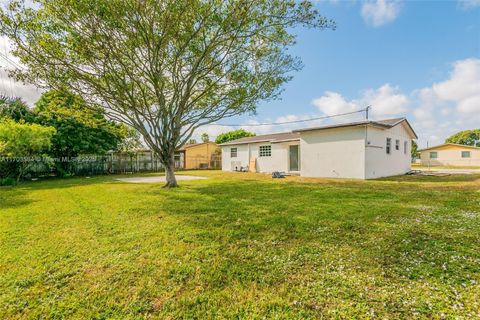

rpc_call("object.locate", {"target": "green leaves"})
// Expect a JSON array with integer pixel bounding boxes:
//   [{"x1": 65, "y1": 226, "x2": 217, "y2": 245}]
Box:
[
  {"x1": 0, "y1": 118, "x2": 55, "y2": 157},
  {"x1": 445, "y1": 129, "x2": 480, "y2": 147},
  {"x1": 33, "y1": 90, "x2": 125, "y2": 157},
  {"x1": 215, "y1": 129, "x2": 255, "y2": 144}
]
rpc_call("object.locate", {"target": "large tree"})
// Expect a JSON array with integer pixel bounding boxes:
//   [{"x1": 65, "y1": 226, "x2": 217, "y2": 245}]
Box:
[
  {"x1": 445, "y1": 129, "x2": 480, "y2": 147},
  {"x1": 0, "y1": 0, "x2": 334, "y2": 187},
  {"x1": 33, "y1": 90, "x2": 126, "y2": 175}
]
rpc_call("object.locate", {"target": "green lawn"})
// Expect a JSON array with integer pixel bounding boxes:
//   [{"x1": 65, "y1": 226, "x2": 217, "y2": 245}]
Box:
[{"x1": 1, "y1": 171, "x2": 480, "y2": 319}]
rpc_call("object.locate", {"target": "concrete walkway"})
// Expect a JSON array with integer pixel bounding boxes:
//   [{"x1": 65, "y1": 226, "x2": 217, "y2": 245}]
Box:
[{"x1": 116, "y1": 175, "x2": 207, "y2": 183}]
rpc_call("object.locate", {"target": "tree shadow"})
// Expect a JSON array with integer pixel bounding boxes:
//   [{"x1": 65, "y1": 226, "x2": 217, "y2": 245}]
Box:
[{"x1": 0, "y1": 187, "x2": 37, "y2": 210}]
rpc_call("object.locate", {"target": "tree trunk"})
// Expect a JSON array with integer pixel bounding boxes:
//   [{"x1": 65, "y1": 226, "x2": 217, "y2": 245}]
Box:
[{"x1": 164, "y1": 161, "x2": 178, "y2": 188}]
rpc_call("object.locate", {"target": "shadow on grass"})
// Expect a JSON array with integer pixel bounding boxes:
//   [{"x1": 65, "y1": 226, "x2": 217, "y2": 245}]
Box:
[
  {"x1": 0, "y1": 187, "x2": 37, "y2": 210},
  {"x1": 379, "y1": 173, "x2": 480, "y2": 183}
]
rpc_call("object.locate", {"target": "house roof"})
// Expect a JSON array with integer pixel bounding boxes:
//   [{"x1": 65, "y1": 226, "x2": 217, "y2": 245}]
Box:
[
  {"x1": 177, "y1": 142, "x2": 217, "y2": 151},
  {"x1": 219, "y1": 132, "x2": 300, "y2": 146},
  {"x1": 418, "y1": 143, "x2": 480, "y2": 152},
  {"x1": 293, "y1": 117, "x2": 418, "y2": 139},
  {"x1": 219, "y1": 118, "x2": 417, "y2": 146}
]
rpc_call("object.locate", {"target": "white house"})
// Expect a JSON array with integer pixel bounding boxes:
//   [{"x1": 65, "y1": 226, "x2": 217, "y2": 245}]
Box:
[{"x1": 220, "y1": 118, "x2": 418, "y2": 179}]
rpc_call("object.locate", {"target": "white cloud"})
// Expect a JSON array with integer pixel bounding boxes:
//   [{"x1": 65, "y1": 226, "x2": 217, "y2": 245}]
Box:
[
  {"x1": 312, "y1": 91, "x2": 357, "y2": 115},
  {"x1": 458, "y1": 0, "x2": 480, "y2": 9},
  {"x1": 412, "y1": 58, "x2": 480, "y2": 146},
  {"x1": 0, "y1": 36, "x2": 42, "y2": 105},
  {"x1": 431, "y1": 58, "x2": 480, "y2": 115},
  {"x1": 361, "y1": 0, "x2": 402, "y2": 27},
  {"x1": 362, "y1": 84, "x2": 408, "y2": 116},
  {"x1": 0, "y1": 69, "x2": 42, "y2": 105},
  {"x1": 312, "y1": 83, "x2": 408, "y2": 119}
]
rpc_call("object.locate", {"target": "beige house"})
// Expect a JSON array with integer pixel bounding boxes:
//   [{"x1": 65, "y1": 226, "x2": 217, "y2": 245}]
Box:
[
  {"x1": 419, "y1": 143, "x2": 480, "y2": 167},
  {"x1": 220, "y1": 118, "x2": 417, "y2": 179},
  {"x1": 175, "y1": 142, "x2": 220, "y2": 169}
]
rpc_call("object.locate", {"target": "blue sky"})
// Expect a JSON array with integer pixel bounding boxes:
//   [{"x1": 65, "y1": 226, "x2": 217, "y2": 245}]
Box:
[
  {"x1": 1, "y1": 0, "x2": 479, "y2": 147},
  {"x1": 202, "y1": 0, "x2": 480, "y2": 147}
]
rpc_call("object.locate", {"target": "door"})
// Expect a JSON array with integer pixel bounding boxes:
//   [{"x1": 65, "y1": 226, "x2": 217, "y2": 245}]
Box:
[{"x1": 289, "y1": 145, "x2": 299, "y2": 171}]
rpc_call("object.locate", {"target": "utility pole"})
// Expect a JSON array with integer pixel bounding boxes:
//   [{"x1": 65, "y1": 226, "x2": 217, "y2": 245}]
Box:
[{"x1": 365, "y1": 105, "x2": 371, "y2": 120}]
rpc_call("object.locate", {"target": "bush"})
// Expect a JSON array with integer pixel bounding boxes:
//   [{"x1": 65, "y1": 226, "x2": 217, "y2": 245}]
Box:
[{"x1": 0, "y1": 177, "x2": 16, "y2": 186}]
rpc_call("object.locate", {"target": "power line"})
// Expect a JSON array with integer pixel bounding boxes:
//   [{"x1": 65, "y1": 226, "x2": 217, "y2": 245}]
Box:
[
  {"x1": 211, "y1": 108, "x2": 369, "y2": 127},
  {"x1": 0, "y1": 51, "x2": 25, "y2": 70}
]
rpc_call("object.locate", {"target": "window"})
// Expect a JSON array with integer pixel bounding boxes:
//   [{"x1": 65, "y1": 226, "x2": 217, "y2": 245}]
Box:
[
  {"x1": 259, "y1": 145, "x2": 271, "y2": 157},
  {"x1": 386, "y1": 138, "x2": 391, "y2": 154},
  {"x1": 430, "y1": 151, "x2": 438, "y2": 159},
  {"x1": 404, "y1": 141, "x2": 408, "y2": 154},
  {"x1": 395, "y1": 139, "x2": 400, "y2": 151},
  {"x1": 230, "y1": 147, "x2": 237, "y2": 158},
  {"x1": 462, "y1": 151, "x2": 471, "y2": 158}
]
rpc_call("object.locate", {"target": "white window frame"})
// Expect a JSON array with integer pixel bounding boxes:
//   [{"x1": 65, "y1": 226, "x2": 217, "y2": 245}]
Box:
[
  {"x1": 259, "y1": 145, "x2": 271, "y2": 157},
  {"x1": 404, "y1": 141, "x2": 408, "y2": 154},
  {"x1": 430, "y1": 151, "x2": 438, "y2": 159},
  {"x1": 386, "y1": 138, "x2": 391, "y2": 154},
  {"x1": 395, "y1": 139, "x2": 400, "y2": 151},
  {"x1": 461, "y1": 151, "x2": 471, "y2": 158},
  {"x1": 230, "y1": 147, "x2": 237, "y2": 158}
]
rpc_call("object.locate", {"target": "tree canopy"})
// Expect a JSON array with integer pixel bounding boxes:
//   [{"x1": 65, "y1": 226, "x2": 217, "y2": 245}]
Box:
[
  {"x1": 0, "y1": 118, "x2": 56, "y2": 181},
  {"x1": 201, "y1": 133, "x2": 210, "y2": 143},
  {"x1": 445, "y1": 129, "x2": 480, "y2": 147},
  {"x1": 215, "y1": 129, "x2": 256, "y2": 144},
  {"x1": 0, "y1": 96, "x2": 34, "y2": 122},
  {"x1": 0, "y1": 0, "x2": 334, "y2": 187},
  {"x1": 34, "y1": 90, "x2": 125, "y2": 157}
]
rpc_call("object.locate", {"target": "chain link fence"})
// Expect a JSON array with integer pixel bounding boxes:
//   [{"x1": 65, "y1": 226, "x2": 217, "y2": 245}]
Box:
[{"x1": 5, "y1": 151, "x2": 222, "y2": 180}]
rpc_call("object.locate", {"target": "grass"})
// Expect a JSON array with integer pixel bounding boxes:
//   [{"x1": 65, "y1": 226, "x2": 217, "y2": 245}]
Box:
[
  {"x1": 1, "y1": 171, "x2": 480, "y2": 319},
  {"x1": 411, "y1": 163, "x2": 480, "y2": 170}
]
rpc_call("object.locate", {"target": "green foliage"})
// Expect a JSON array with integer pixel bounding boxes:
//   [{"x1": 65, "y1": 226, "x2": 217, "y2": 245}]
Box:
[
  {"x1": 117, "y1": 126, "x2": 144, "y2": 154},
  {"x1": 0, "y1": 0, "x2": 334, "y2": 186},
  {"x1": 200, "y1": 133, "x2": 209, "y2": 143},
  {"x1": 0, "y1": 96, "x2": 34, "y2": 122},
  {"x1": 215, "y1": 129, "x2": 256, "y2": 144},
  {"x1": 0, "y1": 176, "x2": 16, "y2": 186},
  {"x1": 0, "y1": 119, "x2": 55, "y2": 181},
  {"x1": 411, "y1": 140, "x2": 419, "y2": 159},
  {"x1": 0, "y1": 171, "x2": 479, "y2": 317},
  {"x1": 445, "y1": 129, "x2": 480, "y2": 146},
  {"x1": 34, "y1": 91, "x2": 124, "y2": 156},
  {"x1": 0, "y1": 119, "x2": 55, "y2": 157},
  {"x1": 33, "y1": 91, "x2": 125, "y2": 176},
  {"x1": 188, "y1": 139, "x2": 197, "y2": 145}
]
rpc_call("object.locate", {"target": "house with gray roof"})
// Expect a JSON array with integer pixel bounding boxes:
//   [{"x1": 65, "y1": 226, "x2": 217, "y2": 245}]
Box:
[{"x1": 219, "y1": 118, "x2": 417, "y2": 179}]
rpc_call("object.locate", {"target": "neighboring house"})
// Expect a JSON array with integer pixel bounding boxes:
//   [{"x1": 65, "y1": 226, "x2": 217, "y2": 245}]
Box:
[
  {"x1": 220, "y1": 118, "x2": 417, "y2": 179},
  {"x1": 175, "y1": 142, "x2": 220, "y2": 169},
  {"x1": 419, "y1": 143, "x2": 480, "y2": 167}
]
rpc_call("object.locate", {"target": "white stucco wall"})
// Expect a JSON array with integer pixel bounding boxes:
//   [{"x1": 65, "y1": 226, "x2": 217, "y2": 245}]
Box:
[
  {"x1": 221, "y1": 141, "x2": 298, "y2": 172},
  {"x1": 222, "y1": 121, "x2": 415, "y2": 179},
  {"x1": 299, "y1": 127, "x2": 366, "y2": 179},
  {"x1": 364, "y1": 123, "x2": 412, "y2": 179}
]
